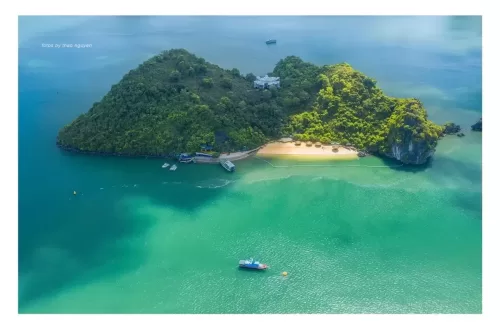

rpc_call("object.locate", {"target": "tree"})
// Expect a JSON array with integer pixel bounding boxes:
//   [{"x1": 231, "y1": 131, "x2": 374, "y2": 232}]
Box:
[
  {"x1": 169, "y1": 70, "x2": 181, "y2": 82},
  {"x1": 195, "y1": 64, "x2": 208, "y2": 75},
  {"x1": 245, "y1": 73, "x2": 256, "y2": 82},
  {"x1": 262, "y1": 90, "x2": 272, "y2": 100},
  {"x1": 231, "y1": 68, "x2": 240, "y2": 77},
  {"x1": 57, "y1": 49, "x2": 442, "y2": 165},
  {"x1": 201, "y1": 77, "x2": 214, "y2": 88},
  {"x1": 220, "y1": 78, "x2": 232, "y2": 89}
]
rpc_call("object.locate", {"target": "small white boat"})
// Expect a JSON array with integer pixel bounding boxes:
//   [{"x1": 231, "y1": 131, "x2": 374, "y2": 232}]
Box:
[
  {"x1": 220, "y1": 160, "x2": 235, "y2": 172},
  {"x1": 169, "y1": 164, "x2": 178, "y2": 171},
  {"x1": 162, "y1": 162, "x2": 170, "y2": 168}
]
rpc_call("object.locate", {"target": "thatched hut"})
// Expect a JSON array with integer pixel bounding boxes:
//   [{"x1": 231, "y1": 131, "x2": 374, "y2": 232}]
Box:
[
  {"x1": 294, "y1": 141, "x2": 302, "y2": 146},
  {"x1": 306, "y1": 141, "x2": 313, "y2": 147},
  {"x1": 332, "y1": 147, "x2": 339, "y2": 153},
  {"x1": 314, "y1": 142, "x2": 322, "y2": 148}
]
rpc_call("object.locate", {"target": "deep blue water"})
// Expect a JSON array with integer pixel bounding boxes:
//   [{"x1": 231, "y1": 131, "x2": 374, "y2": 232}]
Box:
[{"x1": 18, "y1": 16, "x2": 482, "y2": 313}]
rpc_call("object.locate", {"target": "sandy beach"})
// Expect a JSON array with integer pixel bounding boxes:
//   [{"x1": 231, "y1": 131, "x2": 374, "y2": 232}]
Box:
[{"x1": 256, "y1": 142, "x2": 359, "y2": 160}]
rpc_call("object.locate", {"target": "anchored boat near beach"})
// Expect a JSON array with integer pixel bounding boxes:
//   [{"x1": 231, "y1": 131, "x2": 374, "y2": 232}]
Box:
[{"x1": 220, "y1": 159, "x2": 235, "y2": 172}]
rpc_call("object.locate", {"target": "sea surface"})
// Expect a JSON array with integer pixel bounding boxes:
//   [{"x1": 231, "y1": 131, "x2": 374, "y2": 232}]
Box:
[{"x1": 18, "y1": 16, "x2": 482, "y2": 313}]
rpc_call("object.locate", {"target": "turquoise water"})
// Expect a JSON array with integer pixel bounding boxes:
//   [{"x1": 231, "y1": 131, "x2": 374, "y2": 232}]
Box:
[{"x1": 18, "y1": 16, "x2": 482, "y2": 313}]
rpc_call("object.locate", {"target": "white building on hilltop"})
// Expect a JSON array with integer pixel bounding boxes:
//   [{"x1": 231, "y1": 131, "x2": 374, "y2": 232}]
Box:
[{"x1": 253, "y1": 75, "x2": 280, "y2": 89}]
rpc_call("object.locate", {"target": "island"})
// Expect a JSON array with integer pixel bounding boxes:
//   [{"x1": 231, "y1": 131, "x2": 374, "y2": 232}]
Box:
[
  {"x1": 56, "y1": 49, "x2": 445, "y2": 165},
  {"x1": 442, "y1": 122, "x2": 465, "y2": 137},
  {"x1": 471, "y1": 118, "x2": 482, "y2": 132}
]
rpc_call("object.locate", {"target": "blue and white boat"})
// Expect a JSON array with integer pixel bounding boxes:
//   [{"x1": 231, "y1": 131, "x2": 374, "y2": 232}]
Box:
[
  {"x1": 238, "y1": 258, "x2": 268, "y2": 270},
  {"x1": 220, "y1": 160, "x2": 235, "y2": 172},
  {"x1": 179, "y1": 153, "x2": 195, "y2": 163}
]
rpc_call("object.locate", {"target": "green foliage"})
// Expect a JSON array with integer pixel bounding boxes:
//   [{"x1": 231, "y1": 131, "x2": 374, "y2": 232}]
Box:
[
  {"x1": 229, "y1": 127, "x2": 267, "y2": 149},
  {"x1": 169, "y1": 70, "x2": 181, "y2": 82},
  {"x1": 57, "y1": 49, "x2": 441, "y2": 162},
  {"x1": 220, "y1": 77, "x2": 232, "y2": 89},
  {"x1": 57, "y1": 49, "x2": 284, "y2": 155},
  {"x1": 245, "y1": 73, "x2": 256, "y2": 82},
  {"x1": 442, "y1": 122, "x2": 461, "y2": 135},
  {"x1": 230, "y1": 68, "x2": 240, "y2": 77},
  {"x1": 272, "y1": 56, "x2": 321, "y2": 114},
  {"x1": 201, "y1": 77, "x2": 214, "y2": 88},
  {"x1": 285, "y1": 63, "x2": 442, "y2": 155}
]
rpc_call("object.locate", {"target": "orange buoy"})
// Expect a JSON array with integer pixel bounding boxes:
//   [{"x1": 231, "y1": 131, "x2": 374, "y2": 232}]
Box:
[{"x1": 282, "y1": 271, "x2": 288, "y2": 277}]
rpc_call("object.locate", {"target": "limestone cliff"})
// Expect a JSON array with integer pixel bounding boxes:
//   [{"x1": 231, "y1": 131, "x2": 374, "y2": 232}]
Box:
[{"x1": 381, "y1": 99, "x2": 442, "y2": 165}]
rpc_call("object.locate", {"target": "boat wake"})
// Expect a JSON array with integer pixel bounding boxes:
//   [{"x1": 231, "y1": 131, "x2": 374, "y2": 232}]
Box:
[
  {"x1": 243, "y1": 174, "x2": 293, "y2": 185},
  {"x1": 195, "y1": 179, "x2": 234, "y2": 189}
]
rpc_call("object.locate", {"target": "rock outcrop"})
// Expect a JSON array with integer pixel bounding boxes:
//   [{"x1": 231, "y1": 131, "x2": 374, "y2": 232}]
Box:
[
  {"x1": 383, "y1": 138, "x2": 436, "y2": 165},
  {"x1": 442, "y1": 122, "x2": 462, "y2": 135},
  {"x1": 471, "y1": 118, "x2": 482, "y2": 132},
  {"x1": 380, "y1": 99, "x2": 442, "y2": 165}
]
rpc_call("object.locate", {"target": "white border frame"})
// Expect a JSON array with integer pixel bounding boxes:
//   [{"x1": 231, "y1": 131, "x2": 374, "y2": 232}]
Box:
[{"x1": 3, "y1": 1, "x2": 498, "y2": 332}]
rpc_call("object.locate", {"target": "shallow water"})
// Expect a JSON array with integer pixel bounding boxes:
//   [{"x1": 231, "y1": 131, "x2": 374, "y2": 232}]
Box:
[{"x1": 18, "y1": 16, "x2": 481, "y2": 313}]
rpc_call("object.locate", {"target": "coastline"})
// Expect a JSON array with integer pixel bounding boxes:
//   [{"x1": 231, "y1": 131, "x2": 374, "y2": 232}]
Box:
[
  {"x1": 56, "y1": 142, "x2": 262, "y2": 163},
  {"x1": 256, "y1": 142, "x2": 359, "y2": 161},
  {"x1": 56, "y1": 142, "x2": 361, "y2": 163}
]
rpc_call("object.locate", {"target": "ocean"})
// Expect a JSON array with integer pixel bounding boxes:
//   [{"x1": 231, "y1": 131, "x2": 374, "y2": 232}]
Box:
[{"x1": 18, "y1": 16, "x2": 482, "y2": 313}]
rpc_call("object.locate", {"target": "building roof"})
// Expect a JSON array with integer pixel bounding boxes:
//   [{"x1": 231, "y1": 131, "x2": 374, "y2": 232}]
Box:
[{"x1": 254, "y1": 75, "x2": 280, "y2": 84}]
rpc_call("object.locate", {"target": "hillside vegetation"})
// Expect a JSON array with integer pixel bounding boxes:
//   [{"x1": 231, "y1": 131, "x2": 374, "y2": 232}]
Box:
[{"x1": 57, "y1": 49, "x2": 443, "y2": 164}]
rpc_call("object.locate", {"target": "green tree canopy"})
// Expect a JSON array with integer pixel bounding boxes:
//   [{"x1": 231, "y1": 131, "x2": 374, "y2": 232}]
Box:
[{"x1": 57, "y1": 49, "x2": 442, "y2": 164}]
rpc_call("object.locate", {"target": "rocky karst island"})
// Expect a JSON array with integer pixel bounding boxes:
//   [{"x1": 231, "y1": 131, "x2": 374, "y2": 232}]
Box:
[{"x1": 57, "y1": 49, "x2": 446, "y2": 165}]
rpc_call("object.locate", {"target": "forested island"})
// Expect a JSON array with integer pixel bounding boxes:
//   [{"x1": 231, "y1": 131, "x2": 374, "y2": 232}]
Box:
[{"x1": 57, "y1": 49, "x2": 445, "y2": 165}]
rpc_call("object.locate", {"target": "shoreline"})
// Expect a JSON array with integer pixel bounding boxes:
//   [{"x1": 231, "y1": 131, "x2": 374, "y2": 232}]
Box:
[
  {"x1": 56, "y1": 143, "x2": 262, "y2": 163},
  {"x1": 56, "y1": 142, "x2": 361, "y2": 163},
  {"x1": 256, "y1": 142, "x2": 359, "y2": 161}
]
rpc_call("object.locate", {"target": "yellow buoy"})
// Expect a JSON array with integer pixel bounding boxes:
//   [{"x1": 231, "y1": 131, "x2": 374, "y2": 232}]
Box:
[
  {"x1": 73, "y1": 191, "x2": 77, "y2": 195},
  {"x1": 282, "y1": 271, "x2": 288, "y2": 277}
]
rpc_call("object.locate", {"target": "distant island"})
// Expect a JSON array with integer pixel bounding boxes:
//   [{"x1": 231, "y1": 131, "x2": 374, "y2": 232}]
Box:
[
  {"x1": 471, "y1": 118, "x2": 482, "y2": 132},
  {"x1": 57, "y1": 49, "x2": 445, "y2": 165}
]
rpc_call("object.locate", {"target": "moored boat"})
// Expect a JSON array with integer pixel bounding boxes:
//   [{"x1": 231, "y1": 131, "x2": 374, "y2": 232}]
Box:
[
  {"x1": 169, "y1": 164, "x2": 177, "y2": 171},
  {"x1": 179, "y1": 153, "x2": 195, "y2": 163},
  {"x1": 220, "y1": 159, "x2": 235, "y2": 172},
  {"x1": 239, "y1": 258, "x2": 268, "y2": 270},
  {"x1": 162, "y1": 162, "x2": 170, "y2": 168},
  {"x1": 266, "y1": 39, "x2": 277, "y2": 45}
]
